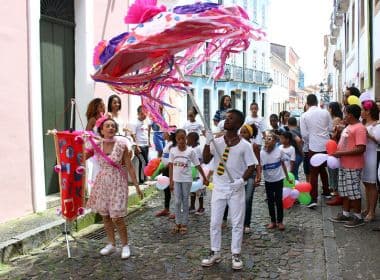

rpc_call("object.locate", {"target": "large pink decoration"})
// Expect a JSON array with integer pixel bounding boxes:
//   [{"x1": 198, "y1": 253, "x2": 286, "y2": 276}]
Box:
[{"x1": 92, "y1": 1, "x2": 265, "y2": 129}]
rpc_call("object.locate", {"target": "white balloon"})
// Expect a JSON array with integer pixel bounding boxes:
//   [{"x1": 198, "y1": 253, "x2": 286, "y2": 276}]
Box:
[
  {"x1": 310, "y1": 153, "x2": 328, "y2": 167},
  {"x1": 283, "y1": 188, "x2": 292, "y2": 198},
  {"x1": 327, "y1": 156, "x2": 340, "y2": 169},
  {"x1": 290, "y1": 189, "x2": 300, "y2": 199},
  {"x1": 359, "y1": 91, "x2": 372, "y2": 103}
]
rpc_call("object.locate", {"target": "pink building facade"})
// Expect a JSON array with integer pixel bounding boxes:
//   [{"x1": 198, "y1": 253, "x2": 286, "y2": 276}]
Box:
[{"x1": 0, "y1": 0, "x2": 134, "y2": 224}]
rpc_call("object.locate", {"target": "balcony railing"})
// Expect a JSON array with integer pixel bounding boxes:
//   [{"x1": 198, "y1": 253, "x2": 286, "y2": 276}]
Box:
[
  {"x1": 232, "y1": 66, "x2": 243, "y2": 81},
  {"x1": 245, "y1": 68, "x2": 254, "y2": 82}
]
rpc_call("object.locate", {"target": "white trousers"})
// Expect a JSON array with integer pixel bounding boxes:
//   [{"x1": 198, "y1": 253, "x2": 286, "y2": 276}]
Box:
[{"x1": 210, "y1": 186, "x2": 245, "y2": 254}]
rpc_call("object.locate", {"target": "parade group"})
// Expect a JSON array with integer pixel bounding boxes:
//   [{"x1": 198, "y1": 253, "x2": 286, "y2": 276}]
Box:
[{"x1": 83, "y1": 85, "x2": 380, "y2": 270}]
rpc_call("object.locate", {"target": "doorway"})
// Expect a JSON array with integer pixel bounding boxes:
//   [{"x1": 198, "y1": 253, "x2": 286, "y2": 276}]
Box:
[{"x1": 40, "y1": 0, "x2": 75, "y2": 194}]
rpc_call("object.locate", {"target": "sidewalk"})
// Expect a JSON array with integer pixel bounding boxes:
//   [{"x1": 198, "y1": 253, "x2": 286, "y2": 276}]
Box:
[
  {"x1": 0, "y1": 182, "x2": 157, "y2": 264},
  {"x1": 322, "y1": 195, "x2": 380, "y2": 280}
]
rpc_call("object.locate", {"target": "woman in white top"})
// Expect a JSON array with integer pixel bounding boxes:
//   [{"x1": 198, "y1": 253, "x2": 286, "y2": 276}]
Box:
[
  {"x1": 107, "y1": 94, "x2": 125, "y2": 136},
  {"x1": 361, "y1": 100, "x2": 380, "y2": 222}
]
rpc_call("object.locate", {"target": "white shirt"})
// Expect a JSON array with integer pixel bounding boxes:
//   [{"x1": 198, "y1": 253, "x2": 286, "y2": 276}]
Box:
[
  {"x1": 169, "y1": 146, "x2": 200, "y2": 182},
  {"x1": 260, "y1": 147, "x2": 286, "y2": 182},
  {"x1": 183, "y1": 120, "x2": 204, "y2": 135},
  {"x1": 191, "y1": 145, "x2": 203, "y2": 162},
  {"x1": 210, "y1": 137, "x2": 257, "y2": 189},
  {"x1": 162, "y1": 141, "x2": 173, "y2": 166},
  {"x1": 113, "y1": 115, "x2": 126, "y2": 136},
  {"x1": 131, "y1": 119, "x2": 150, "y2": 146},
  {"x1": 245, "y1": 115, "x2": 266, "y2": 145},
  {"x1": 279, "y1": 145, "x2": 296, "y2": 172},
  {"x1": 300, "y1": 106, "x2": 332, "y2": 152}
]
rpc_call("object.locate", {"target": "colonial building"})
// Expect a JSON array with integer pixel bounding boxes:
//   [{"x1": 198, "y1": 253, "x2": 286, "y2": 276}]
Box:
[{"x1": 324, "y1": 0, "x2": 380, "y2": 102}]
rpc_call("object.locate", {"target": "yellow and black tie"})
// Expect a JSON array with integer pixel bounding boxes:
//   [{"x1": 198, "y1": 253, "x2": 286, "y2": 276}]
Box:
[{"x1": 217, "y1": 146, "x2": 230, "y2": 175}]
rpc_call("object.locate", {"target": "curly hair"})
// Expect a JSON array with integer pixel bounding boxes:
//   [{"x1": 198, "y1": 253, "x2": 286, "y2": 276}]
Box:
[{"x1": 86, "y1": 98, "x2": 103, "y2": 121}]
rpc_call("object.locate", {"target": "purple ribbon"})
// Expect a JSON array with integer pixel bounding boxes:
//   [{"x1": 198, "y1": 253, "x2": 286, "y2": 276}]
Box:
[{"x1": 173, "y1": 2, "x2": 219, "y2": 14}]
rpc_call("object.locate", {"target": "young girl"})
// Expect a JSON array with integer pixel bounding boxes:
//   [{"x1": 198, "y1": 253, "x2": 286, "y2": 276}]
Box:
[
  {"x1": 86, "y1": 115, "x2": 143, "y2": 259},
  {"x1": 169, "y1": 129, "x2": 209, "y2": 234},
  {"x1": 279, "y1": 130, "x2": 296, "y2": 177},
  {"x1": 155, "y1": 129, "x2": 177, "y2": 218},
  {"x1": 239, "y1": 124, "x2": 262, "y2": 234},
  {"x1": 183, "y1": 107, "x2": 205, "y2": 136},
  {"x1": 187, "y1": 132, "x2": 205, "y2": 215},
  {"x1": 279, "y1": 110, "x2": 290, "y2": 128},
  {"x1": 260, "y1": 133, "x2": 291, "y2": 230}
]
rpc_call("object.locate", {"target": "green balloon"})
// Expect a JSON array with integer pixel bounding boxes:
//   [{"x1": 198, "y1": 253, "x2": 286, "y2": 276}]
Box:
[
  {"x1": 298, "y1": 192, "x2": 312, "y2": 205},
  {"x1": 151, "y1": 162, "x2": 165, "y2": 180},
  {"x1": 283, "y1": 172, "x2": 295, "y2": 188},
  {"x1": 192, "y1": 166, "x2": 199, "y2": 180}
]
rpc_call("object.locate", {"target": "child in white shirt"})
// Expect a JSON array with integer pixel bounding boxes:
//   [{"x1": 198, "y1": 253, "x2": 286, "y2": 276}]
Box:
[
  {"x1": 260, "y1": 132, "x2": 291, "y2": 231},
  {"x1": 279, "y1": 131, "x2": 296, "y2": 173},
  {"x1": 183, "y1": 108, "x2": 205, "y2": 136},
  {"x1": 169, "y1": 129, "x2": 209, "y2": 234}
]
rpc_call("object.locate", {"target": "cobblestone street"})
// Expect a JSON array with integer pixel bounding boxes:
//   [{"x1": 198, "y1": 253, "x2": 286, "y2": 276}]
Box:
[{"x1": 1, "y1": 179, "x2": 328, "y2": 280}]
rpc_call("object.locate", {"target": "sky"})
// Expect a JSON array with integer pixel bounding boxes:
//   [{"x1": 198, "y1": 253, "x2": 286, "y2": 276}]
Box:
[
  {"x1": 163, "y1": 0, "x2": 333, "y2": 86},
  {"x1": 268, "y1": 0, "x2": 333, "y2": 86}
]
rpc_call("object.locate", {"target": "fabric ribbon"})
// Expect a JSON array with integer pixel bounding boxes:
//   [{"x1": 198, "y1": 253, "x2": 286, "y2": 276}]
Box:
[{"x1": 88, "y1": 136, "x2": 128, "y2": 179}]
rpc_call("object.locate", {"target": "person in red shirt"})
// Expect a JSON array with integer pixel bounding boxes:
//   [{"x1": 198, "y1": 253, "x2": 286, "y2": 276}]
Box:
[{"x1": 329, "y1": 105, "x2": 367, "y2": 228}]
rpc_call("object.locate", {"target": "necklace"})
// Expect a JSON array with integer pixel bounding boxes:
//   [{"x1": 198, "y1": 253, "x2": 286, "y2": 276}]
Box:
[{"x1": 224, "y1": 134, "x2": 240, "y2": 147}]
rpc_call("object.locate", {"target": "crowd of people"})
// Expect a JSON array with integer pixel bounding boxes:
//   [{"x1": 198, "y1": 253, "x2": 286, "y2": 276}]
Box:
[{"x1": 82, "y1": 86, "x2": 380, "y2": 270}]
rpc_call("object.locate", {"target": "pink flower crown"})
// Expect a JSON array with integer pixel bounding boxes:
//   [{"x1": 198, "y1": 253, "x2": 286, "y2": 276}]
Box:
[{"x1": 95, "y1": 113, "x2": 111, "y2": 129}]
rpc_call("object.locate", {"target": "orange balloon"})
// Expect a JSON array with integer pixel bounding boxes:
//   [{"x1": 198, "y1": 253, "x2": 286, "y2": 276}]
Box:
[{"x1": 326, "y1": 140, "x2": 338, "y2": 155}]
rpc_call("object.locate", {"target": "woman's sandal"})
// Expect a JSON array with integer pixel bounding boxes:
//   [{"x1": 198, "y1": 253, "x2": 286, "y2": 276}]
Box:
[
  {"x1": 267, "y1": 223, "x2": 277, "y2": 229},
  {"x1": 277, "y1": 223, "x2": 285, "y2": 231},
  {"x1": 179, "y1": 225, "x2": 188, "y2": 234},
  {"x1": 171, "y1": 224, "x2": 181, "y2": 234}
]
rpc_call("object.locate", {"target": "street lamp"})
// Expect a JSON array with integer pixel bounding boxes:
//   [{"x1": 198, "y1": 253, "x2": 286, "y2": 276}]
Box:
[
  {"x1": 258, "y1": 77, "x2": 273, "y2": 117},
  {"x1": 213, "y1": 68, "x2": 232, "y2": 89},
  {"x1": 319, "y1": 82, "x2": 331, "y2": 107}
]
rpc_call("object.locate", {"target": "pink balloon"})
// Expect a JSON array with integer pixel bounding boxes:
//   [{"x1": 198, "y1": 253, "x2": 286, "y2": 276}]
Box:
[
  {"x1": 157, "y1": 175, "x2": 170, "y2": 187},
  {"x1": 310, "y1": 153, "x2": 328, "y2": 167},
  {"x1": 327, "y1": 156, "x2": 340, "y2": 169}
]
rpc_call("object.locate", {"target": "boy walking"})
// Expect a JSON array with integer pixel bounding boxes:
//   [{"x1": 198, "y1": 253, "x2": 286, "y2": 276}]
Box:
[
  {"x1": 201, "y1": 109, "x2": 257, "y2": 270},
  {"x1": 329, "y1": 105, "x2": 367, "y2": 227}
]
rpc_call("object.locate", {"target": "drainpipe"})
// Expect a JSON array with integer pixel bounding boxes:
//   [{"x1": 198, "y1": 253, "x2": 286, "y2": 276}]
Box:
[{"x1": 27, "y1": 0, "x2": 47, "y2": 212}]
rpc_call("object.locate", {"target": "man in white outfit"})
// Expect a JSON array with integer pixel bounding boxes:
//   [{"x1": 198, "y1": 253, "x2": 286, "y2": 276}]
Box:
[{"x1": 201, "y1": 109, "x2": 257, "y2": 270}]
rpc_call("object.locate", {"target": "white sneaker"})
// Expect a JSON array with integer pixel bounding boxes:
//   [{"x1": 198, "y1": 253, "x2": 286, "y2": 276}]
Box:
[
  {"x1": 201, "y1": 251, "x2": 222, "y2": 267},
  {"x1": 121, "y1": 245, "x2": 131, "y2": 259},
  {"x1": 100, "y1": 244, "x2": 116, "y2": 256},
  {"x1": 232, "y1": 254, "x2": 243, "y2": 270}
]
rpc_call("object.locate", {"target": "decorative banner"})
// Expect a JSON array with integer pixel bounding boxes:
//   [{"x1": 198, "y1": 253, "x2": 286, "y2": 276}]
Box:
[{"x1": 54, "y1": 131, "x2": 85, "y2": 221}]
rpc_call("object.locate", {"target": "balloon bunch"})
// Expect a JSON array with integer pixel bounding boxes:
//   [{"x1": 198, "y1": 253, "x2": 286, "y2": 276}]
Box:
[
  {"x1": 310, "y1": 140, "x2": 340, "y2": 169},
  {"x1": 283, "y1": 182, "x2": 312, "y2": 208},
  {"x1": 155, "y1": 175, "x2": 170, "y2": 190},
  {"x1": 282, "y1": 172, "x2": 312, "y2": 209}
]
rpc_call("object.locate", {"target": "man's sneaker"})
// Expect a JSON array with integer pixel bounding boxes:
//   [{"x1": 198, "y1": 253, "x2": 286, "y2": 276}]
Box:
[
  {"x1": 307, "y1": 202, "x2": 317, "y2": 209},
  {"x1": 195, "y1": 208, "x2": 205, "y2": 216},
  {"x1": 329, "y1": 212, "x2": 352, "y2": 223},
  {"x1": 168, "y1": 213, "x2": 175, "y2": 219},
  {"x1": 321, "y1": 192, "x2": 332, "y2": 199},
  {"x1": 344, "y1": 216, "x2": 365, "y2": 228},
  {"x1": 100, "y1": 244, "x2": 116, "y2": 256},
  {"x1": 189, "y1": 208, "x2": 196, "y2": 214},
  {"x1": 121, "y1": 245, "x2": 131, "y2": 259},
  {"x1": 232, "y1": 254, "x2": 243, "y2": 270},
  {"x1": 201, "y1": 251, "x2": 222, "y2": 267}
]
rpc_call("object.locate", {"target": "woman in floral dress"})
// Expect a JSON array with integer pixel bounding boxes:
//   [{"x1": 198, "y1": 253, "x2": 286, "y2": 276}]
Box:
[{"x1": 86, "y1": 115, "x2": 143, "y2": 259}]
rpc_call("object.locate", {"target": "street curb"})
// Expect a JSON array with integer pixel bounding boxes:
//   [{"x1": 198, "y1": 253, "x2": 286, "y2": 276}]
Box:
[
  {"x1": 321, "y1": 200, "x2": 343, "y2": 280},
  {"x1": 0, "y1": 183, "x2": 157, "y2": 264}
]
